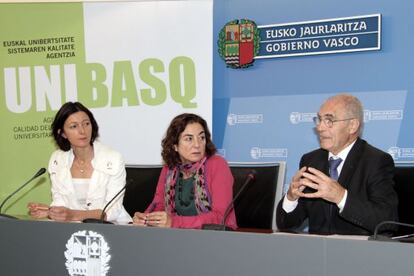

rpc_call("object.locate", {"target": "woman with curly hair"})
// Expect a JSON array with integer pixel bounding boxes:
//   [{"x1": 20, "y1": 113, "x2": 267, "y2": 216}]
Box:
[{"x1": 132, "y1": 113, "x2": 236, "y2": 229}]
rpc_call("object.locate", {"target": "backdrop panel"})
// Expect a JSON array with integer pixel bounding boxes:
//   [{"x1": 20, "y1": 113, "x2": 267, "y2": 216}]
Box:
[
  {"x1": 0, "y1": 0, "x2": 213, "y2": 215},
  {"x1": 213, "y1": 0, "x2": 414, "y2": 192}
]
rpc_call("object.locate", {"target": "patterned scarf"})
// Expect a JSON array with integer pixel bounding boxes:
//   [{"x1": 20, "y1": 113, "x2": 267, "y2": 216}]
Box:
[{"x1": 164, "y1": 156, "x2": 212, "y2": 214}]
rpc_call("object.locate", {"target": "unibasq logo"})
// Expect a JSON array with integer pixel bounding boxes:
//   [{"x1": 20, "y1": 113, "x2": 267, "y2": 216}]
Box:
[
  {"x1": 227, "y1": 113, "x2": 263, "y2": 126},
  {"x1": 250, "y1": 147, "x2": 288, "y2": 160},
  {"x1": 65, "y1": 230, "x2": 111, "y2": 276},
  {"x1": 289, "y1": 112, "x2": 316, "y2": 124},
  {"x1": 218, "y1": 19, "x2": 260, "y2": 69},
  {"x1": 387, "y1": 146, "x2": 414, "y2": 160}
]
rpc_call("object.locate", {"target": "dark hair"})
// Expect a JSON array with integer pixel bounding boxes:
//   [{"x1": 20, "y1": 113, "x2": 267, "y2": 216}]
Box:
[
  {"x1": 52, "y1": 102, "x2": 99, "y2": 151},
  {"x1": 162, "y1": 113, "x2": 216, "y2": 167}
]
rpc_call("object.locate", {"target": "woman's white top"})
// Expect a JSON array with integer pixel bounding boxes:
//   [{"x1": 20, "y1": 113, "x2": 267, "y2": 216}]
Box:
[{"x1": 48, "y1": 141, "x2": 132, "y2": 223}]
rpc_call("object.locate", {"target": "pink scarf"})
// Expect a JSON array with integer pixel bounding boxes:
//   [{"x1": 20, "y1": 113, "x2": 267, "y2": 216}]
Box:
[{"x1": 164, "y1": 156, "x2": 212, "y2": 214}]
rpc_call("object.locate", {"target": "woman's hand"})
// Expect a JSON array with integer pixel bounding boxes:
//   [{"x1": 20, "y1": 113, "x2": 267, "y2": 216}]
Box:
[
  {"x1": 48, "y1": 206, "x2": 74, "y2": 221},
  {"x1": 27, "y1": 202, "x2": 50, "y2": 219},
  {"x1": 145, "y1": 211, "x2": 172, "y2": 228},
  {"x1": 133, "y1": 211, "x2": 172, "y2": 227},
  {"x1": 132, "y1": 212, "x2": 147, "y2": 226}
]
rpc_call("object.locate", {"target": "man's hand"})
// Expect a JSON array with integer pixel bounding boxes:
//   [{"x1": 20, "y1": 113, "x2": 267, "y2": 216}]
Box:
[{"x1": 297, "y1": 167, "x2": 346, "y2": 204}]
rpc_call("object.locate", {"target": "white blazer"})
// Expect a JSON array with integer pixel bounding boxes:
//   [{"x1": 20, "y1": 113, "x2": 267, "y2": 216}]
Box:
[{"x1": 48, "y1": 141, "x2": 131, "y2": 223}]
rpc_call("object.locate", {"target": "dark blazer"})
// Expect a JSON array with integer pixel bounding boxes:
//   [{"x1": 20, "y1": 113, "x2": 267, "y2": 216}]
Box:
[{"x1": 276, "y1": 138, "x2": 398, "y2": 235}]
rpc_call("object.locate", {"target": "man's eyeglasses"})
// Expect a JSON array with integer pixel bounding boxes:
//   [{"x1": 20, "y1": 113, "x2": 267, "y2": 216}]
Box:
[{"x1": 313, "y1": 116, "x2": 355, "y2": 128}]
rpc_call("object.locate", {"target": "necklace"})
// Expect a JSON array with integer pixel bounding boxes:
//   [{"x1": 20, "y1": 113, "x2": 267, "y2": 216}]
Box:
[
  {"x1": 73, "y1": 147, "x2": 94, "y2": 175},
  {"x1": 75, "y1": 159, "x2": 87, "y2": 173}
]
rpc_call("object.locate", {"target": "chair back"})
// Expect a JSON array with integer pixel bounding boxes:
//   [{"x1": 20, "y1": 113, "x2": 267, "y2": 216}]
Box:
[
  {"x1": 394, "y1": 162, "x2": 414, "y2": 235},
  {"x1": 123, "y1": 165, "x2": 163, "y2": 217},
  {"x1": 229, "y1": 162, "x2": 286, "y2": 230}
]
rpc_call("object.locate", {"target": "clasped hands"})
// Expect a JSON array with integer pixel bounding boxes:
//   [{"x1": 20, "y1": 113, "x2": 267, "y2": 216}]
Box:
[
  {"x1": 28, "y1": 203, "x2": 74, "y2": 221},
  {"x1": 133, "y1": 211, "x2": 171, "y2": 228},
  {"x1": 286, "y1": 166, "x2": 345, "y2": 204}
]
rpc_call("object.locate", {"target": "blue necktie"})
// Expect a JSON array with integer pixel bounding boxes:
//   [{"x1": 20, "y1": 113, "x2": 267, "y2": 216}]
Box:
[{"x1": 329, "y1": 157, "x2": 342, "y2": 181}]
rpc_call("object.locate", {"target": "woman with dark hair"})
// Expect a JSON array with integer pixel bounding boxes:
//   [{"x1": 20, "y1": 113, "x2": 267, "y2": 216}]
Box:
[
  {"x1": 28, "y1": 102, "x2": 131, "y2": 223},
  {"x1": 132, "y1": 113, "x2": 237, "y2": 229}
]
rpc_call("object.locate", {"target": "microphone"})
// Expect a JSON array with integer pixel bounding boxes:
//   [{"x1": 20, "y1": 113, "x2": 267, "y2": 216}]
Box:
[
  {"x1": 0, "y1": 168, "x2": 46, "y2": 219},
  {"x1": 82, "y1": 179, "x2": 132, "y2": 224},
  {"x1": 369, "y1": 221, "x2": 414, "y2": 243},
  {"x1": 202, "y1": 170, "x2": 256, "y2": 231}
]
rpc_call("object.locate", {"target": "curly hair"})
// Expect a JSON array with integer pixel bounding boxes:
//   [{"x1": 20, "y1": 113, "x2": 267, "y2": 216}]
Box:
[
  {"x1": 161, "y1": 113, "x2": 216, "y2": 167},
  {"x1": 51, "y1": 102, "x2": 99, "y2": 151}
]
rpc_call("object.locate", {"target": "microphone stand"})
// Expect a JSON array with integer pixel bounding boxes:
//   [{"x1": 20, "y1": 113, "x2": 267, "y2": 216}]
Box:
[
  {"x1": 82, "y1": 218, "x2": 113, "y2": 224},
  {"x1": 0, "y1": 168, "x2": 46, "y2": 219},
  {"x1": 0, "y1": 213, "x2": 18, "y2": 220},
  {"x1": 369, "y1": 221, "x2": 414, "y2": 242},
  {"x1": 82, "y1": 182, "x2": 129, "y2": 224},
  {"x1": 202, "y1": 170, "x2": 256, "y2": 231}
]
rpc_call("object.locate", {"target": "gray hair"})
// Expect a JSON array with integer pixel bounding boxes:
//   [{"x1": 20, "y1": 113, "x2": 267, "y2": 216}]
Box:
[{"x1": 327, "y1": 93, "x2": 364, "y2": 134}]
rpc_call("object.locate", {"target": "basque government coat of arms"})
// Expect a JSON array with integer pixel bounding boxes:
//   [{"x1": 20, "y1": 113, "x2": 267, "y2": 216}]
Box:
[
  {"x1": 65, "y1": 230, "x2": 111, "y2": 276},
  {"x1": 218, "y1": 19, "x2": 260, "y2": 69}
]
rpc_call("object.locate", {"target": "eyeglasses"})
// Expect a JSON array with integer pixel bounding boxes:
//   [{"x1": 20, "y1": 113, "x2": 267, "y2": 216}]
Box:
[{"x1": 313, "y1": 116, "x2": 355, "y2": 128}]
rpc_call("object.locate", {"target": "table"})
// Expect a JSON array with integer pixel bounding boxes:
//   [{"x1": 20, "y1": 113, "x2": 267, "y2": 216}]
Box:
[{"x1": 1, "y1": 219, "x2": 413, "y2": 275}]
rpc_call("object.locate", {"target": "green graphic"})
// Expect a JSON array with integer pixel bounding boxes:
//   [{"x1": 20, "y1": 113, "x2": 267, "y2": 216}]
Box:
[
  {"x1": 0, "y1": 3, "x2": 85, "y2": 216},
  {"x1": 0, "y1": 3, "x2": 200, "y2": 216}
]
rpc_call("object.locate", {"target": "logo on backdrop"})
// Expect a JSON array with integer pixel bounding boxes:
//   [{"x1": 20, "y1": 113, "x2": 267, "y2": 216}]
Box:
[
  {"x1": 363, "y1": 109, "x2": 403, "y2": 122},
  {"x1": 388, "y1": 147, "x2": 414, "y2": 160},
  {"x1": 65, "y1": 230, "x2": 111, "y2": 276},
  {"x1": 218, "y1": 19, "x2": 260, "y2": 69},
  {"x1": 227, "y1": 113, "x2": 263, "y2": 126},
  {"x1": 289, "y1": 112, "x2": 316, "y2": 124},
  {"x1": 218, "y1": 14, "x2": 381, "y2": 69},
  {"x1": 250, "y1": 147, "x2": 288, "y2": 160},
  {"x1": 289, "y1": 109, "x2": 403, "y2": 125}
]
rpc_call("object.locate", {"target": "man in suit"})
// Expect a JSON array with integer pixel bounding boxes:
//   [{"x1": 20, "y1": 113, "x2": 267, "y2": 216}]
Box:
[{"x1": 276, "y1": 94, "x2": 398, "y2": 235}]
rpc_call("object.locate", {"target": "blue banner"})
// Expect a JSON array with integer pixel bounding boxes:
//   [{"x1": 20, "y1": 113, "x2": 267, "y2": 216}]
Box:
[
  {"x1": 256, "y1": 14, "x2": 380, "y2": 58},
  {"x1": 218, "y1": 90, "x2": 407, "y2": 191}
]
